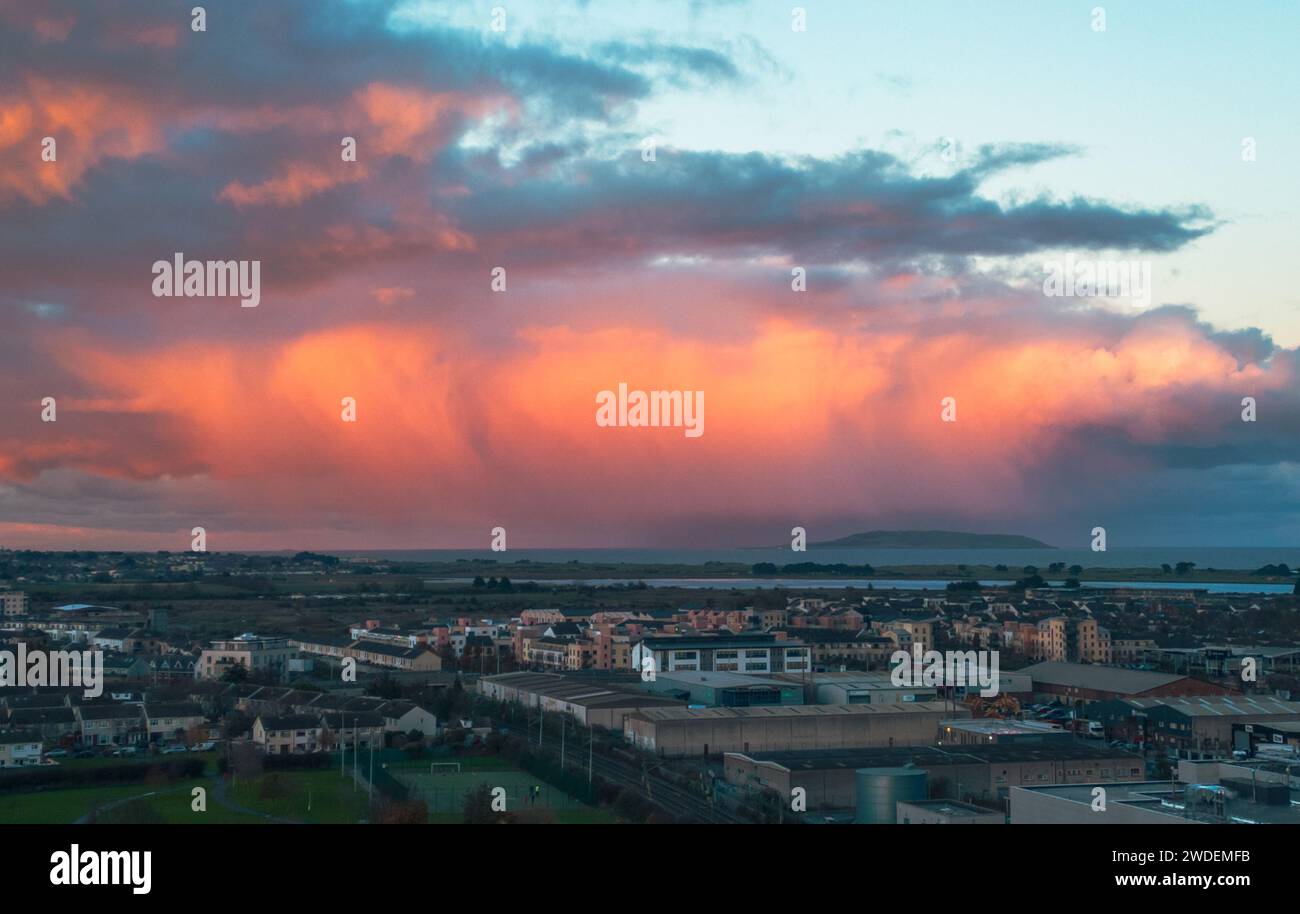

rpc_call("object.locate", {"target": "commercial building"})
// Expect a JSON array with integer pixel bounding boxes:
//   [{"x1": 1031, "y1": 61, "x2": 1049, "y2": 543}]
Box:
[
  {"x1": 478, "y1": 671, "x2": 684, "y2": 728},
  {"x1": 799, "y1": 671, "x2": 938, "y2": 705},
  {"x1": 1010, "y1": 773, "x2": 1300, "y2": 825},
  {"x1": 939, "y1": 718, "x2": 1074, "y2": 746},
  {"x1": 625, "y1": 701, "x2": 963, "y2": 757},
  {"x1": 1089, "y1": 694, "x2": 1300, "y2": 759},
  {"x1": 1233, "y1": 720, "x2": 1300, "y2": 755},
  {"x1": 643, "y1": 671, "x2": 804, "y2": 707},
  {"x1": 896, "y1": 799, "x2": 1006, "y2": 824},
  {"x1": 1017, "y1": 661, "x2": 1231, "y2": 705},
  {"x1": 631, "y1": 634, "x2": 811, "y2": 677},
  {"x1": 724, "y1": 743, "x2": 1144, "y2": 809}
]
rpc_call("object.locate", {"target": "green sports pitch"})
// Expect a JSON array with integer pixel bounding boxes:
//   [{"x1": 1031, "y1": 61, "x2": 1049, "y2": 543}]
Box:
[{"x1": 391, "y1": 766, "x2": 586, "y2": 814}]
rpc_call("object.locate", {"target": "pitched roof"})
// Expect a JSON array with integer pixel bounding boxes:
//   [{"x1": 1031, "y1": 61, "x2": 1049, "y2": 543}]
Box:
[
  {"x1": 1017, "y1": 661, "x2": 1188, "y2": 694},
  {"x1": 258, "y1": 714, "x2": 321, "y2": 731}
]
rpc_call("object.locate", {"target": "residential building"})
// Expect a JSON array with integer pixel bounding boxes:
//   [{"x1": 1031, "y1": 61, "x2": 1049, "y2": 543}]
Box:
[
  {"x1": 197, "y1": 635, "x2": 298, "y2": 681},
  {"x1": 253, "y1": 714, "x2": 322, "y2": 754},
  {"x1": 0, "y1": 730, "x2": 42, "y2": 767}
]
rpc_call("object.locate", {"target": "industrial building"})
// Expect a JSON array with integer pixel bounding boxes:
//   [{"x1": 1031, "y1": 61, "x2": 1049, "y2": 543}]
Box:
[
  {"x1": 938, "y1": 718, "x2": 1074, "y2": 746},
  {"x1": 1010, "y1": 776, "x2": 1300, "y2": 825},
  {"x1": 1017, "y1": 661, "x2": 1230, "y2": 704},
  {"x1": 1087, "y1": 694, "x2": 1300, "y2": 759},
  {"x1": 896, "y1": 799, "x2": 1006, "y2": 824},
  {"x1": 794, "y1": 671, "x2": 938, "y2": 705},
  {"x1": 724, "y1": 742, "x2": 1144, "y2": 808},
  {"x1": 1232, "y1": 720, "x2": 1300, "y2": 756},
  {"x1": 477, "y1": 671, "x2": 683, "y2": 728},
  {"x1": 641, "y1": 670, "x2": 804, "y2": 707},
  {"x1": 631, "y1": 634, "x2": 811, "y2": 676},
  {"x1": 624, "y1": 701, "x2": 964, "y2": 757}
]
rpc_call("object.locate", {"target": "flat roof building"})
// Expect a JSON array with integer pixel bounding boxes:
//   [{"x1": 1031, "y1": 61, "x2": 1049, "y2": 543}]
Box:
[
  {"x1": 1010, "y1": 777, "x2": 1300, "y2": 825},
  {"x1": 625, "y1": 701, "x2": 965, "y2": 757},
  {"x1": 1090, "y1": 694, "x2": 1300, "y2": 760},
  {"x1": 632, "y1": 634, "x2": 810, "y2": 677},
  {"x1": 478, "y1": 671, "x2": 684, "y2": 728},
  {"x1": 939, "y1": 718, "x2": 1074, "y2": 746},
  {"x1": 896, "y1": 798, "x2": 1005, "y2": 825},
  {"x1": 725, "y1": 743, "x2": 1144, "y2": 809},
  {"x1": 642, "y1": 670, "x2": 804, "y2": 707}
]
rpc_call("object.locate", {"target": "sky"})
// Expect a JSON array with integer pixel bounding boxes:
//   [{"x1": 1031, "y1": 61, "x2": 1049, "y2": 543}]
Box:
[{"x1": 0, "y1": 0, "x2": 1297, "y2": 551}]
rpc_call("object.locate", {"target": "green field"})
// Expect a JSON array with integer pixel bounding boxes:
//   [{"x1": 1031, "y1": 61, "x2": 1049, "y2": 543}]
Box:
[
  {"x1": 393, "y1": 764, "x2": 615, "y2": 823},
  {"x1": 0, "y1": 782, "x2": 260, "y2": 825},
  {"x1": 0, "y1": 765, "x2": 363, "y2": 825},
  {"x1": 226, "y1": 769, "x2": 370, "y2": 823}
]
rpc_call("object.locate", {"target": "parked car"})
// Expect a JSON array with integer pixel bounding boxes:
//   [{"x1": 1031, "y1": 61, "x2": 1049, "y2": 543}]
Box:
[
  {"x1": 161, "y1": 745, "x2": 188, "y2": 755},
  {"x1": 189, "y1": 741, "x2": 215, "y2": 752},
  {"x1": 73, "y1": 749, "x2": 97, "y2": 758},
  {"x1": 111, "y1": 746, "x2": 139, "y2": 757},
  {"x1": 45, "y1": 749, "x2": 69, "y2": 758}
]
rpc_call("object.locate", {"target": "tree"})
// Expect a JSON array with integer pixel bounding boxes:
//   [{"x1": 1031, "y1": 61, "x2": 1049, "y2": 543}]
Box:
[
  {"x1": 462, "y1": 783, "x2": 498, "y2": 824},
  {"x1": 377, "y1": 799, "x2": 429, "y2": 824}
]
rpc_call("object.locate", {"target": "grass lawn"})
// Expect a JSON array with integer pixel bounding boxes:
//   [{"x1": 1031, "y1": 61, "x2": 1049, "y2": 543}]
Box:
[
  {"x1": 0, "y1": 779, "x2": 270, "y2": 825},
  {"x1": 0, "y1": 784, "x2": 159, "y2": 824},
  {"x1": 227, "y1": 769, "x2": 370, "y2": 823}
]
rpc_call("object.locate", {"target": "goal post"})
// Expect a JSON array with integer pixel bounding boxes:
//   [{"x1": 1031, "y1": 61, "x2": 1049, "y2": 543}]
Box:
[{"x1": 429, "y1": 762, "x2": 462, "y2": 775}]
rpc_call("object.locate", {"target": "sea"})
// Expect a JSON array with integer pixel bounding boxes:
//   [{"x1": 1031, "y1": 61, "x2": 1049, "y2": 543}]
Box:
[
  {"x1": 324, "y1": 547, "x2": 1299, "y2": 595},
  {"x1": 335, "y1": 546, "x2": 1298, "y2": 569}
]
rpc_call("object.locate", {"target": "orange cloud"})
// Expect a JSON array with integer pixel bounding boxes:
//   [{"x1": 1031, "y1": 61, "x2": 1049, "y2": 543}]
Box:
[
  {"x1": 0, "y1": 78, "x2": 166, "y2": 203},
  {"x1": 3, "y1": 310, "x2": 1281, "y2": 547}
]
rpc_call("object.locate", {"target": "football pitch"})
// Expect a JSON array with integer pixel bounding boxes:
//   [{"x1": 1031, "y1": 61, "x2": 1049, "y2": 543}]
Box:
[{"x1": 391, "y1": 766, "x2": 586, "y2": 813}]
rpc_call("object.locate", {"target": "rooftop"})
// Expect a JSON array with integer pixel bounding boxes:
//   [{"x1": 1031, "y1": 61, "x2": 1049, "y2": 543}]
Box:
[
  {"x1": 632, "y1": 701, "x2": 953, "y2": 722},
  {"x1": 1017, "y1": 661, "x2": 1189, "y2": 694}
]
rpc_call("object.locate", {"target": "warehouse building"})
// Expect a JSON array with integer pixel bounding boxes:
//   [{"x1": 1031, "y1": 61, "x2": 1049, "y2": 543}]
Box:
[
  {"x1": 896, "y1": 799, "x2": 1006, "y2": 825},
  {"x1": 1011, "y1": 776, "x2": 1300, "y2": 824},
  {"x1": 642, "y1": 670, "x2": 804, "y2": 707},
  {"x1": 1088, "y1": 694, "x2": 1300, "y2": 760},
  {"x1": 478, "y1": 671, "x2": 683, "y2": 728},
  {"x1": 1017, "y1": 661, "x2": 1231, "y2": 705},
  {"x1": 796, "y1": 671, "x2": 939, "y2": 705},
  {"x1": 624, "y1": 701, "x2": 963, "y2": 757},
  {"x1": 938, "y1": 718, "x2": 1074, "y2": 746},
  {"x1": 724, "y1": 742, "x2": 1144, "y2": 809}
]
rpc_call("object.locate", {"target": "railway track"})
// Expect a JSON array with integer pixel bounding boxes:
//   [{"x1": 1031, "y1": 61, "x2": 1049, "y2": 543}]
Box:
[{"x1": 497, "y1": 721, "x2": 746, "y2": 823}]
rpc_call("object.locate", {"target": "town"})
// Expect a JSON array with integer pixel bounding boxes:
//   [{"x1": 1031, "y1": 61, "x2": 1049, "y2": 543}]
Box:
[{"x1": 3, "y1": 548, "x2": 1300, "y2": 826}]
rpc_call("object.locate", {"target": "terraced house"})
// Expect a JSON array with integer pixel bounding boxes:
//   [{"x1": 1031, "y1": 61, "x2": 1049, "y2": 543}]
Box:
[{"x1": 253, "y1": 714, "x2": 322, "y2": 754}]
